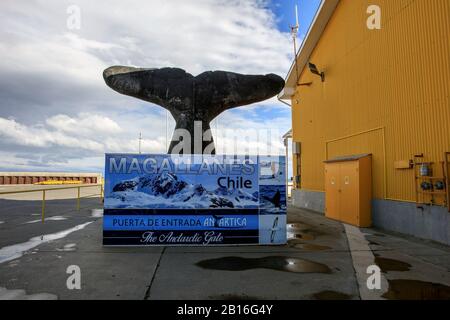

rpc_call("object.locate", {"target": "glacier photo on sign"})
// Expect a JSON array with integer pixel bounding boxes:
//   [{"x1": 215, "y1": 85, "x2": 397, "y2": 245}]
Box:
[{"x1": 104, "y1": 155, "x2": 259, "y2": 209}]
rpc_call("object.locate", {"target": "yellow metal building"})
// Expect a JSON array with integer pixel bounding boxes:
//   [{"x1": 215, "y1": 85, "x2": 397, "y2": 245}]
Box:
[{"x1": 280, "y1": 0, "x2": 450, "y2": 244}]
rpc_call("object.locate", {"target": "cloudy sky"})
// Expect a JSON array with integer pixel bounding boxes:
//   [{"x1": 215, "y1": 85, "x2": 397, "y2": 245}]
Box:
[{"x1": 0, "y1": 0, "x2": 320, "y2": 174}]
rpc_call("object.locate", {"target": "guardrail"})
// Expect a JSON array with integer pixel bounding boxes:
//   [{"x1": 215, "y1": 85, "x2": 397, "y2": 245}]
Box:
[{"x1": 0, "y1": 184, "x2": 104, "y2": 223}]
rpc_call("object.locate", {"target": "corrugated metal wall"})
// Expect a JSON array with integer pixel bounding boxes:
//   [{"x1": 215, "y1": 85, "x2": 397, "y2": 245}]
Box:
[{"x1": 292, "y1": 0, "x2": 450, "y2": 202}]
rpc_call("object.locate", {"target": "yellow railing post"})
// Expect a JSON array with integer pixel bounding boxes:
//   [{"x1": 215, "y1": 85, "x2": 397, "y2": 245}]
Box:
[
  {"x1": 77, "y1": 186, "x2": 81, "y2": 211},
  {"x1": 41, "y1": 190, "x2": 46, "y2": 223}
]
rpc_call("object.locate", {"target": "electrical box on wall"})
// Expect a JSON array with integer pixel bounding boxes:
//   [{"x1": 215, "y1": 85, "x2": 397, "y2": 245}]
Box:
[
  {"x1": 324, "y1": 154, "x2": 373, "y2": 228},
  {"x1": 394, "y1": 160, "x2": 413, "y2": 169}
]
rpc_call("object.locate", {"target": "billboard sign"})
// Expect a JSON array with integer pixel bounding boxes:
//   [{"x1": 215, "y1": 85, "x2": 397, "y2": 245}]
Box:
[{"x1": 103, "y1": 154, "x2": 286, "y2": 246}]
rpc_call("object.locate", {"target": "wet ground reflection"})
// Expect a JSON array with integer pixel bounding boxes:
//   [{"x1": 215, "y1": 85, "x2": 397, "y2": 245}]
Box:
[
  {"x1": 312, "y1": 290, "x2": 352, "y2": 300},
  {"x1": 287, "y1": 239, "x2": 331, "y2": 251},
  {"x1": 196, "y1": 256, "x2": 332, "y2": 274},
  {"x1": 287, "y1": 223, "x2": 321, "y2": 241},
  {"x1": 383, "y1": 279, "x2": 450, "y2": 300},
  {"x1": 374, "y1": 255, "x2": 412, "y2": 272}
]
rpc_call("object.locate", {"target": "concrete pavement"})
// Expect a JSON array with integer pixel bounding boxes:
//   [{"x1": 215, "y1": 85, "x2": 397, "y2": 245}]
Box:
[{"x1": 0, "y1": 197, "x2": 449, "y2": 300}]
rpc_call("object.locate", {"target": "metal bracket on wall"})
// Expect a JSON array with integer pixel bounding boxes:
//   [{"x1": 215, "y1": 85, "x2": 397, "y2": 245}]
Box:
[{"x1": 414, "y1": 154, "x2": 448, "y2": 209}]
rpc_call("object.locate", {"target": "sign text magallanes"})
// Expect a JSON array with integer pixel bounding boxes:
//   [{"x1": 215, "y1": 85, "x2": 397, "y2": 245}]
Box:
[{"x1": 108, "y1": 155, "x2": 256, "y2": 175}]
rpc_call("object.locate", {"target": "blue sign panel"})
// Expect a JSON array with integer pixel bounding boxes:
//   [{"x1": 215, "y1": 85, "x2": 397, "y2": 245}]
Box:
[{"x1": 103, "y1": 154, "x2": 286, "y2": 246}]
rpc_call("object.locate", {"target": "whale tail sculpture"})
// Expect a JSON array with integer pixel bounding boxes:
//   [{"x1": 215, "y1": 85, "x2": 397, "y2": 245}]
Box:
[{"x1": 103, "y1": 66, "x2": 285, "y2": 154}]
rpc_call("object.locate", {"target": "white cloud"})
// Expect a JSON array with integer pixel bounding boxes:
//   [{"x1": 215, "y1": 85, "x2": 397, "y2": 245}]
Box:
[
  {"x1": 0, "y1": 117, "x2": 104, "y2": 152},
  {"x1": 63, "y1": 33, "x2": 123, "y2": 52},
  {"x1": 46, "y1": 113, "x2": 122, "y2": 137},
  {"x1": 0, "y1": 114, "x2": 171, "y2": 154}
]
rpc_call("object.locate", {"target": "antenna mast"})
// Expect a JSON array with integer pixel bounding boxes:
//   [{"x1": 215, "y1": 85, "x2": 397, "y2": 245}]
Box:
[
  {"x1": 166, "y1": 110, "x2": 169, "y2": 151},
  {"x1": 138, "y1": 132, "x2": 142, "y2": 154},
  {"x1": 290, "y1": 4, "x2": 300, "y2": 85}
]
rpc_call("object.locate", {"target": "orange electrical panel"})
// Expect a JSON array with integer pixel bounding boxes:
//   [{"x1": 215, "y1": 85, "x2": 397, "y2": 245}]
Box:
[{"x1": 324, "y1": 154, "x2": 372, "y2": 227}]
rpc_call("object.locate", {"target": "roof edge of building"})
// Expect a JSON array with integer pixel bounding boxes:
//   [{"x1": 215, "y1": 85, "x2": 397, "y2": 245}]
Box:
[{"x1": 279, "y1": 0, "x2": 340, "y2": 100}]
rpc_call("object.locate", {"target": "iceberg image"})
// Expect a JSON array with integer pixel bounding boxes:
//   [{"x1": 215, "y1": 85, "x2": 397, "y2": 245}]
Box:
[{"x1": 105, "y1": 172, "x2": 259, "y2": 209}]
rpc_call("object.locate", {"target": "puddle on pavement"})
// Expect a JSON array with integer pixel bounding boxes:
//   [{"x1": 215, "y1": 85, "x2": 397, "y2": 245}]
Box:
[
  {"x1": 287, "y1": 223, "x2": 323, "y2": 241},
  {"x1": 0, "y1": 222, "x2": 92, "y2": 264},
  {"x1": 287, "y1": 232, "x2": 315, "y2": 241},
  {"x1": 374, "y1": 256, "x2": 412, "y2": 272},
  {"x1": 56, "y1": 243, "x2": 77, "y2": 252},
  {"x1": 288, "y1": 239, "x2": 331, "y2": 251},
  {"x1": 0, "y1": 287, "x2": 57, "y2": 300},
  {"x1": 312, "y1": 290, "x2": 352, "y2": 300},
  {"x1": 90, "y1": 209, "x2": 103, "y2": 218},
  {"x1": 382, "y1": 279, "x2": 450, "y2": 300},
  {"x1": 287, "y1": 223, "x2": 312, "y2": 231},
  {"x1": 196, "y1": 256, "x2": 332, "y2": 274}
]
